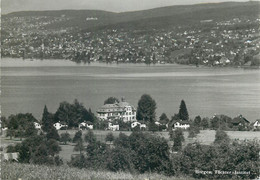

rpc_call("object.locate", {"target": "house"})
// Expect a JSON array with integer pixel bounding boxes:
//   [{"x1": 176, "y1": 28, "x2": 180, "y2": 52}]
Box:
[
  {"x1": 79, "y1": 121, "x2": 93, "y2": 130},
  {"x1": 219, "y1": 57, "x2": 231, "y2": 65},
  {"x1": 97, "y1": 97, "x2": 136, "y2": 122},
  {"x1": 231, "y1": 115, "x2": 250, "y2": 127},
  {"x1": 108, "y1": 122, "x2": 119, "y2": 131},
  {"x1": 1, "y1": 152, "x2": 19, "y2": 162},
  {"x1": 173, "y1": 121, "x2": 190, "y2": 130},
  {"x1": 253, "y1": 119, "x2": 260, "y2": 130},
  {"x1": 53, "y1": 122, "x2": 68, "y2": 130},
  {"x1": 155, "y1": 121, "x2": 161, "y2": 126},
  {"x1": 131, "y1": 122, "x2": 146, "y2": 130},
  {"x1": 34, "y1": 122, "x2": 41, "y2": 130}
]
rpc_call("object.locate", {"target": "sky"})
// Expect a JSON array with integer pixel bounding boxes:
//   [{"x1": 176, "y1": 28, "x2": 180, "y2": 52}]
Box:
[{"x1": 1, "y1": 0, "x2": 257, "y2": 14}]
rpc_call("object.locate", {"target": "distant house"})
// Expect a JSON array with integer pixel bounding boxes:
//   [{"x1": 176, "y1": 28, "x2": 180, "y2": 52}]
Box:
[
  {"x1": 155, "y1": 121, "x2": 161, "y2": 126},
  {"x1": 219, "y1": 57, "x2": 231, "y2": 65},
  {"x1": 97, "y1": 97, "x2": 136, "y2": 122},
  {"x1": 253, "y1": 119, "x2": 260, "y2": 130},
  {"x1": 173, "y1": 121, "x2": 190, "y2": 130},
  {"x1": 108, "y1": 122, "x2": 119, "y2": 131},
  {"x1": 53, "y1": 122, "x2": 68, "y2": 130},
  {"x1": 34, "y1": 122, "x2": 41, "y2": 130},
  {"x1": 79, "y1": 121, "x2": 93, "y2": 130},
  {"x1": 1, "y1": 152, "x2": 19, "y2": 162},
  {"x1": 131, "y1": 122, "x2": 146, "y2": 130},
  {"x1": 232, "y1": 115, "x2": 250, "y2": 127}
]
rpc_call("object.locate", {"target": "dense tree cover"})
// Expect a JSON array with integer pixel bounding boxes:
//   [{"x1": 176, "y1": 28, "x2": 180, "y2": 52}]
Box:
[
  {"x1": 8, "y1": 134, "x2": 62, "y2": 165},
  {"x1": 6, "y1": 112, "x2": 63, "y2": 166},
  {"x1": 104, "y1": 97, "x2": 119, "y2": 104},
  {"x1": 178, "y1": 100, "x2": 189, "y2": 121},
  {"x1": 70, "y1": 132, "x2": 174, "y2": 175},
  {"x1": 54, "y1": 99, "x2": 95, "y2": 128},
  {"x1": 6, "y1": 113, "x2": 38, "y2": 139},
  {"x1": 136, "y1": 94, "x2": 157, "y2": 123},
  {"x1": 210, "y1": 115, "x2": 232, "y2": 130},
  {"x1": 172, "y1": 139, "x2": 260, "y2": 179}
]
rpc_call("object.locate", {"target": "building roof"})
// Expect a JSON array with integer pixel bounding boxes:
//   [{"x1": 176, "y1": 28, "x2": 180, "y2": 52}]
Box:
[
  {"x1": 175, "y1": 120, "x2": 190, "y2": 125},
  {"x1": 97, "y1": 99, "x2": 136, "y2": 113},
  {"x1": 232, "y1": 115, "x2": 250, "y2": 125}
]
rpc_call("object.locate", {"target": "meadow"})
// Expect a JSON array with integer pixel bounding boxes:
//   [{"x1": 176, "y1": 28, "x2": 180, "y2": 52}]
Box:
[{"x1": 1, "y1": 162, "x2": 195, "y2": 180}]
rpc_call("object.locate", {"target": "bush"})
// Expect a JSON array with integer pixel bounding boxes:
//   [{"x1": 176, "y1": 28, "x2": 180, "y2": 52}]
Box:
[
  {"x1": 105, "y1": 132, "x2": 114, "y2": 142},
  {"x1": 60, "y1": 132, "x2": 71, "y2": 144}
]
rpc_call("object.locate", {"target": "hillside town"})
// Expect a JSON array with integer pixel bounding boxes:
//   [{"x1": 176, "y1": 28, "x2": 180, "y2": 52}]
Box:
[{"x1": 2, "y1": 15, "x2": 260, "y2": 67}]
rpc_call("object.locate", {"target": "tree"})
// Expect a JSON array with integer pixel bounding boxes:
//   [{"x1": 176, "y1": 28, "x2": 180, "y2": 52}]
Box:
[
  {"x1": 194, "y1": 116, "x2": 201, "y2": 127},
  {"x1": 60, "y1": 132, "x2": 71, "y2": 145},
  {"x1": 74, "y1": 139, "x2": 84, "y2": 155},
  {"x1": 42, "y1": 105, "x2": 53, "y2": 132},
  {"x1": 128, "y1": 132, "x2": 174, "y2": 175},
  {"x1": 214, "y1": 129, "x2": 230, "y2": 144},
  {"x1": 24, "y1": 121, "x2": 37, "y2": 137},
  {"x1": 201, "y1": 118, "x2": 209, "y2": 129},
  {"x1": 104, "y1": 97, "x2": 119, "y2": 104},
  {"x1": 105, "y1": 132, "x2": 114, "y2": 142},
  {"x1": 178, "y1": 100, "x2": 189, "y2": 121},
  {"x1": 73, "y1": 131, "x2": 82, "y2": 143},
  {"x1": 6, "y1": 113, "x2": 38, "y2": 139},
  {"x1": 136, "y1": 94, "x2": 157, "y2": 123},
  {"x1": 84, "y1": 130, "x2": 96, "y2": 144},
  {"x1": 46, "y1": 126, "x2": 60, "y2": 141},
  {"x1": 54, "y1": 100, "x2": 94, "y2": 128},
  {"x1": 170, "y1": 129, "x2": 185, "y2": 151},
  {"x1": 159, "y1": 113, "x2": 169, "y2": 125}
]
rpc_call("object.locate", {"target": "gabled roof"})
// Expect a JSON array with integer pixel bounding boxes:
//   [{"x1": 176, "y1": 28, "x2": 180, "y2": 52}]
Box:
[
  {"x1": 232, "y1": 115, "x2": 250, "y2": 125},
  {"x1": 174, "y1": 120, "x2": 190, "y2": 125}
]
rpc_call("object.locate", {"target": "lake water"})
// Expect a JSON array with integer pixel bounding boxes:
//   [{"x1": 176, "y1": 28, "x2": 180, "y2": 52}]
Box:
[{"x1": 1, "y1": 58, "x2": 260, "y2": 121}]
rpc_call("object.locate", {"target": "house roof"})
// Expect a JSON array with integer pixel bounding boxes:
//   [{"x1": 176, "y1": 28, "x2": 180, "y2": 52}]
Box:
[
  {"x1": 174, "y1": 120, "x2": 190, "y2": 125},
  {"x1": 97, "y1": 100, "x2": 136, "y2": 113},
  {"x1": 232, "y1": 115, "x2": 250, "y2": 124}
]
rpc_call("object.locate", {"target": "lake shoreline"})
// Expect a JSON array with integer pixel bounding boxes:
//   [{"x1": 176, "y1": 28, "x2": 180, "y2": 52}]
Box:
[{"x1": 1, "y1": 58, "x2": 259, "y2": 70}]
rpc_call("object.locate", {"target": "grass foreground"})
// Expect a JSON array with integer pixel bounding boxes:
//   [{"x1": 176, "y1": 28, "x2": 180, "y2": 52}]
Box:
[{"x1": 1, "y1": 162, "x2": 195, "y2": 180}]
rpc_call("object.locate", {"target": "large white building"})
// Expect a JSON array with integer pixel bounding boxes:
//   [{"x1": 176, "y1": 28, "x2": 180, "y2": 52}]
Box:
[{"x1": 97, "y1": 98, "x2": 136, "y2": 122}]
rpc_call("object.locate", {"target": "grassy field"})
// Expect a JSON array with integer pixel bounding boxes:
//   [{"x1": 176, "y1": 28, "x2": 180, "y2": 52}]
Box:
[{"x1": 1, "y1": 162, "x2": 195, "y2": 180}]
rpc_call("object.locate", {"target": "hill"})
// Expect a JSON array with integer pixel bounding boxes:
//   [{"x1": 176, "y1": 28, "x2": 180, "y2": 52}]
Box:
[{"x1": 2, "y1": 1, "x2": 260, "y2": 31}]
